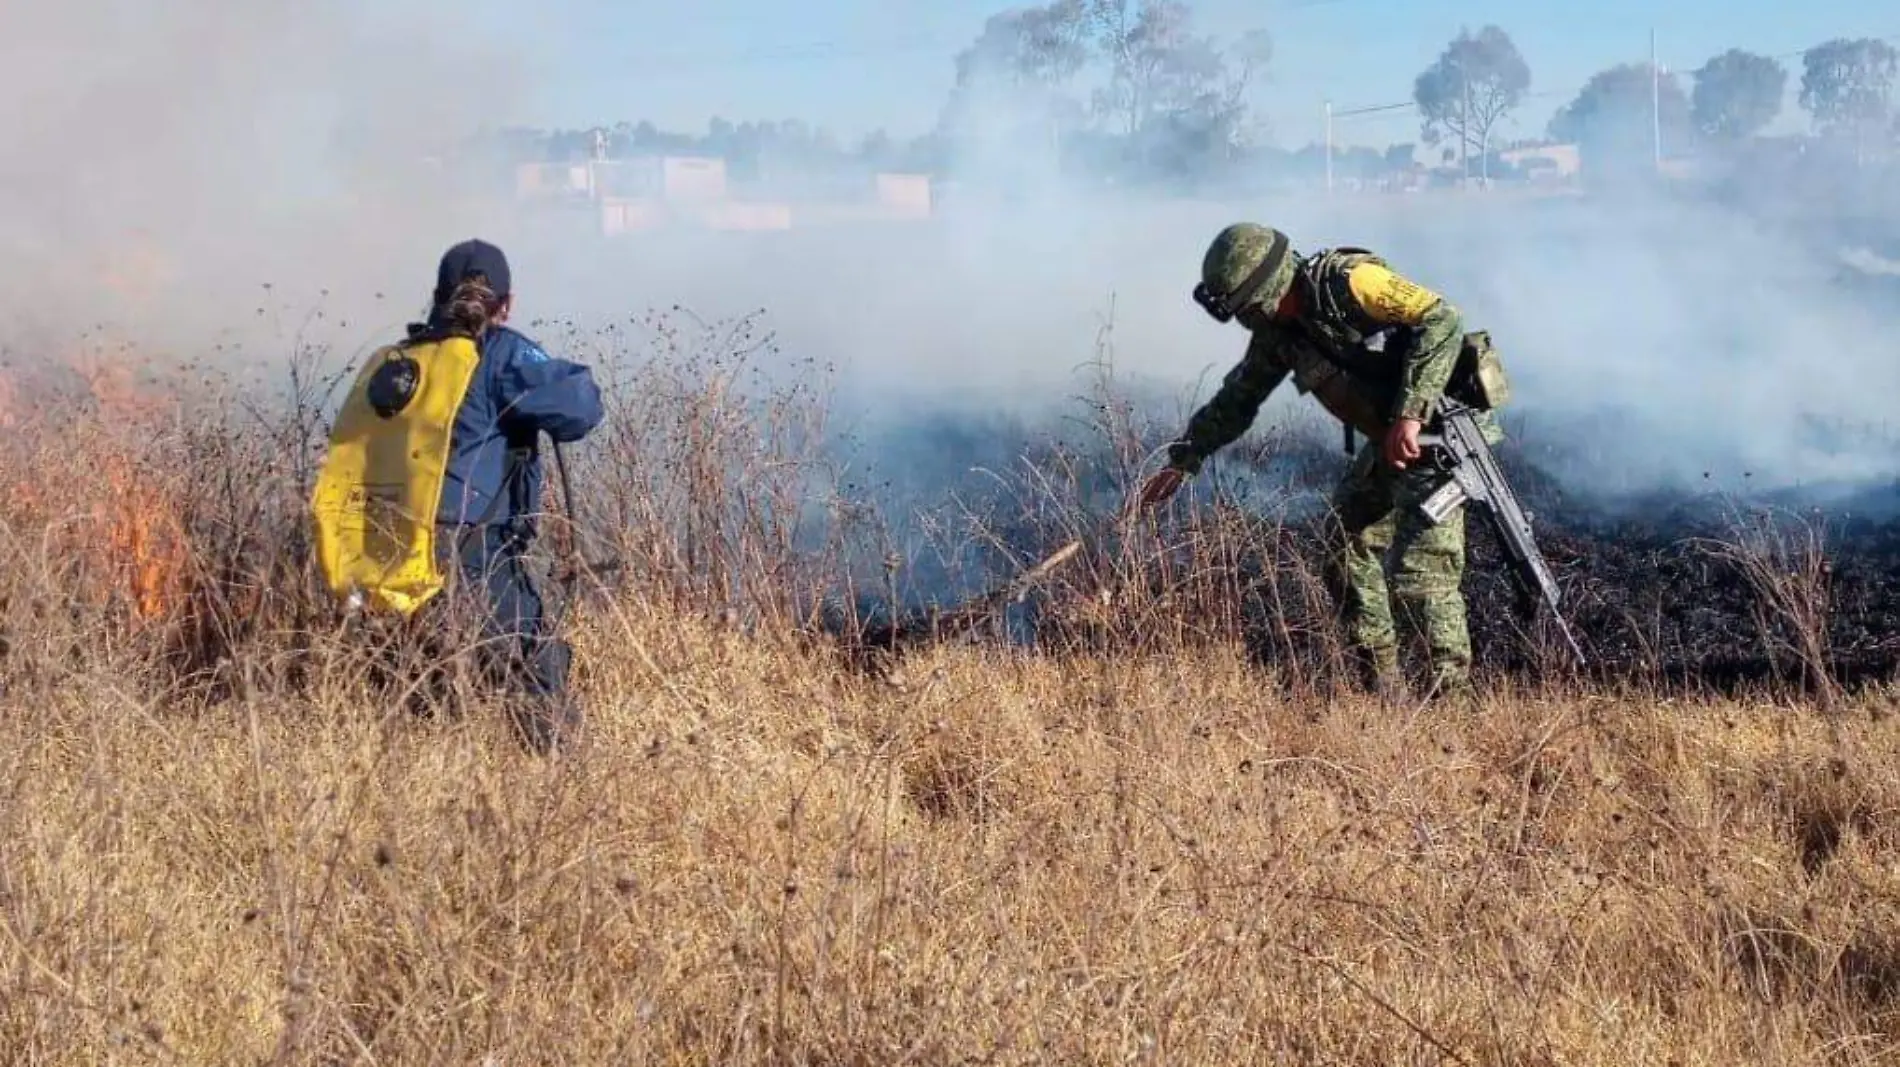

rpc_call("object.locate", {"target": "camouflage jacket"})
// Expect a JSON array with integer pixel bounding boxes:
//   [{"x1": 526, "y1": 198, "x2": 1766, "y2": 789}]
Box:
[{"x1": 1167, "y1": 248, "x2": 1466, "y2": 475}]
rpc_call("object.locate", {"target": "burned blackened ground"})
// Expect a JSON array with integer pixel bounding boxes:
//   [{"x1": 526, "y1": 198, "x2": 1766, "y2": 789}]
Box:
[
  {"x1": 1456, "y1": 450, "x2": 1900, "y2": 692},
  {"x1": 1237, "y1": 449, "x2": 1900, "y2": 694},
  {"x1": 823, "y1": 434, "x2": 1900, "y2": 698},
  {"x1": 1461, "y1": 503, "x2": 1900, "y2": 696},
  {"x1": 1460, "y1": 520, "x2": 1900, "y2": 693}
]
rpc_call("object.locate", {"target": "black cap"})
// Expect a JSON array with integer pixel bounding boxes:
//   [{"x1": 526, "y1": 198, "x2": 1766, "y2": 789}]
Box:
[{"x1": 434, "y1": 239, "x2": 511, "y2": 303}]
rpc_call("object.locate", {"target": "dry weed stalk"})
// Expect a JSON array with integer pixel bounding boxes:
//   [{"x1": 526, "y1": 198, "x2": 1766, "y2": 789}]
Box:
[{"x1": 1696, "y1": 507, "x2": 1841, "y2": 710}]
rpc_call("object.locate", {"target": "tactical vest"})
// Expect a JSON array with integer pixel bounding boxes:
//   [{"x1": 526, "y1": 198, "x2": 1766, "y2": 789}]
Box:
[
  {"x1": 1268, "y1": 248, "x2": 1410, "y2": 439},
  {"x1": 311, "y1": 334, "x2": 483, "y2": 617},
  {"x1": 1266, "y1": 249, "x2": 1509, "y2": 443}
]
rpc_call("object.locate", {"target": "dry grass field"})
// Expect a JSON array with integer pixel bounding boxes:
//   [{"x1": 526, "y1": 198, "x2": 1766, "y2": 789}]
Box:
[
  {"x1": 6, "y1": 630, "x2": 1900, "y2": 1065},
  {"x1": 2, "y1": 317, "x2": 1898, "y2": 1065}
]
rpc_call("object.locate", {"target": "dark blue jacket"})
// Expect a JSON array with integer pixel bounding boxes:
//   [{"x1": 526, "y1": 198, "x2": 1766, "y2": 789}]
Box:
[{"x1": 436, "y1": 324, "x2": 604, "y2": 533}]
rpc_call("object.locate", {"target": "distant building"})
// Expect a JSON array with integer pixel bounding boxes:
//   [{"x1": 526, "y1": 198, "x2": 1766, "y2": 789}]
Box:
[
  {"x1": 1499, "y1": 143, "x2": 1580, "y2": 182},
  {"x1": 875, "y1": 173, "x2": 932, "y2": 218},
  {"x1": 515, "y1": 161, "x2": 597, "y2": 200},
  {"x1": 518, "y1": 153, "x2": 933, "y2": 235}
]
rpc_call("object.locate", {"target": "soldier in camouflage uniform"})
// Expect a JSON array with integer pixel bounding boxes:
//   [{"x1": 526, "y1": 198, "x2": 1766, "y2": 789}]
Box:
[{"x1": 1134, "y1": 223, "x2": 1509, "y2": 700}]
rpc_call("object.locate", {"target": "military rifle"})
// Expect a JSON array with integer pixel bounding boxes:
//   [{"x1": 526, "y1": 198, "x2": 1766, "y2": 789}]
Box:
[{"x1": 1416, "y1": 401, "x2": 1586, "y2": 666}]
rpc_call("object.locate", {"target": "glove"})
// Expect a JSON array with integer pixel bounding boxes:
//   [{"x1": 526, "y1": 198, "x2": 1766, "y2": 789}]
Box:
[{"x1": 1130, "y1": 467, "x2": 1186, "y2": 514}]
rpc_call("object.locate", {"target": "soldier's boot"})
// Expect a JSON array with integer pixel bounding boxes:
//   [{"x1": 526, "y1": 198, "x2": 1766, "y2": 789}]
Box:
[
  {"x1": 1374, "y1": 672, "x2": 1414, "y2": 706},
  {"x1": 1413, "y1": 600, "x2": 1476, "y2": 707},
  {"x1": 1404, "y1": 595, "x2": 1474, "y2": 705},
  {"x1": 1355, "y1": 645, "x2": 1411, "y2": 705},
  {"x1": 1422, "y1": 662, "x2": 1476, "y2": 708}
]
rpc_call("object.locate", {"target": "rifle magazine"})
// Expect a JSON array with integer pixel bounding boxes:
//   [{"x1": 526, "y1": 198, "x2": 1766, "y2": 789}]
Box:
[{"x1": 1420, "y1": 478, "x2": 1469, "y2": 526}]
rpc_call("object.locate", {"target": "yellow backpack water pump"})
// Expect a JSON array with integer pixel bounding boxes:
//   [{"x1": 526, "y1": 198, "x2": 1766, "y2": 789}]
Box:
[{"x1": 311, "y1": 335, "x2": 483, "y2": 617}]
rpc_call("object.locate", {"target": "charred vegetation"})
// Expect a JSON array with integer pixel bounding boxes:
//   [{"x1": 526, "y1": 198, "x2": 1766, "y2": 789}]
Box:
[{"x1": 2, "y1": 308, "x2": 1897, "y2": 711}]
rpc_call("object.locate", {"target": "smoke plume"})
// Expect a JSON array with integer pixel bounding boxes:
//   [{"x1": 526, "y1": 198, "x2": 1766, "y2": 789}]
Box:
[{"x1": 5, "y1": 1, "x2": 1898, "y2": 512}]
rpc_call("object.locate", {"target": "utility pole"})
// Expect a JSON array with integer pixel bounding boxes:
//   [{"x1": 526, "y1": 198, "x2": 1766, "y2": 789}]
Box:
[
  {"x1": 1324, "y1": 99, "x2": 1334, "y2": 194},
  {"x1": 1650, "y1": 28, "x2": 1663, "y2": 174}
]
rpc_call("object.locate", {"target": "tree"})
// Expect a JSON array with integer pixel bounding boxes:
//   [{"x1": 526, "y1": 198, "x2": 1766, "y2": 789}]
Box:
[
  {"x1": 1412, "y1": 26, "x2": 1531, "y2": 180},
  {"x1": 1087, "y1": 1, "x2": 1270, "y2": 176},
  {"x1": 1799, "y1": 37, "x2": 1897, "y2": 159},
  {"x1": 951, "y1": 0, "x2": 1093, "y2": 91},
  {"x1": 937, "y1": 0, "x2": 1094, "y2": 172},
  {"x1": 1549, "y1": 63, "x2": 1692, "y2": 176},
  {"x1": 1692, "y1": 49, "x2": 1786, "y2": 140},
  {"x1": 1090, "y1": 2, "x2": 1258, "y2": 135},
  {"x1": 1219, "y1": 27, "x2": 1275, "y2": 144},
  {"x1": 932, "y1": 0, "x2": 1272, "y2": 187},
  {"x1": 1091, "y1": 0, "x2": 1184, "y2": 136}
]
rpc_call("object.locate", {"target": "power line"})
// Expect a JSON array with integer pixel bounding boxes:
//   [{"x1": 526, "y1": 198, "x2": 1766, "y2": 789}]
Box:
[{"x1": 1332, "y1": 101, "x2": 1412, "y2": 118}]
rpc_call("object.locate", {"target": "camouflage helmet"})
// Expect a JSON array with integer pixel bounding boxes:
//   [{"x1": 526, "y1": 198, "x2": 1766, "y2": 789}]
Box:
[{"x1": 1193, "y1": 223, "x2": 1296, "y2": 324}]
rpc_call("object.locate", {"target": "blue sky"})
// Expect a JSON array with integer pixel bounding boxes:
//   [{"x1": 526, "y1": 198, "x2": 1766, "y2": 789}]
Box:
[{"x1": 511, "y1": 1, "x2": 1895, "y2": 149}]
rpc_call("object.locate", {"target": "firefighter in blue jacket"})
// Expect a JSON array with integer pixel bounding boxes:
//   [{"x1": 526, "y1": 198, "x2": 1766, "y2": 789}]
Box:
[{"x1": 314, "y1": 239, "x2": 604, "y2": 754}]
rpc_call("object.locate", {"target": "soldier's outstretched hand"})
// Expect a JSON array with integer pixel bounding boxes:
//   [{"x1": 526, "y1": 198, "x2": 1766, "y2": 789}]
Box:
[{"x1": 1131, "y1": 467, "x2": 1186, "y2": 514}]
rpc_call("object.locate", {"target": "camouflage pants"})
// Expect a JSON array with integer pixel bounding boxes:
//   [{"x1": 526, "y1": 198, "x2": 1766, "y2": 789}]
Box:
[{"x1": 1330, "y1": 417, "x2": 1501, "y2": 693}]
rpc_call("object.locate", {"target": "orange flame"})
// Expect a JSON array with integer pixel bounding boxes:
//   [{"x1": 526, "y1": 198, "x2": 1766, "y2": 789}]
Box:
[
  {"x1": 99, "y1": 449, "x2": 185, "y2": 622},
  {"x1": 1, "y1": 355, "x2": 189, "y2": 624},
  {"x1": 85, "y1": 361, "x2": 187, "y2": 623}
]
